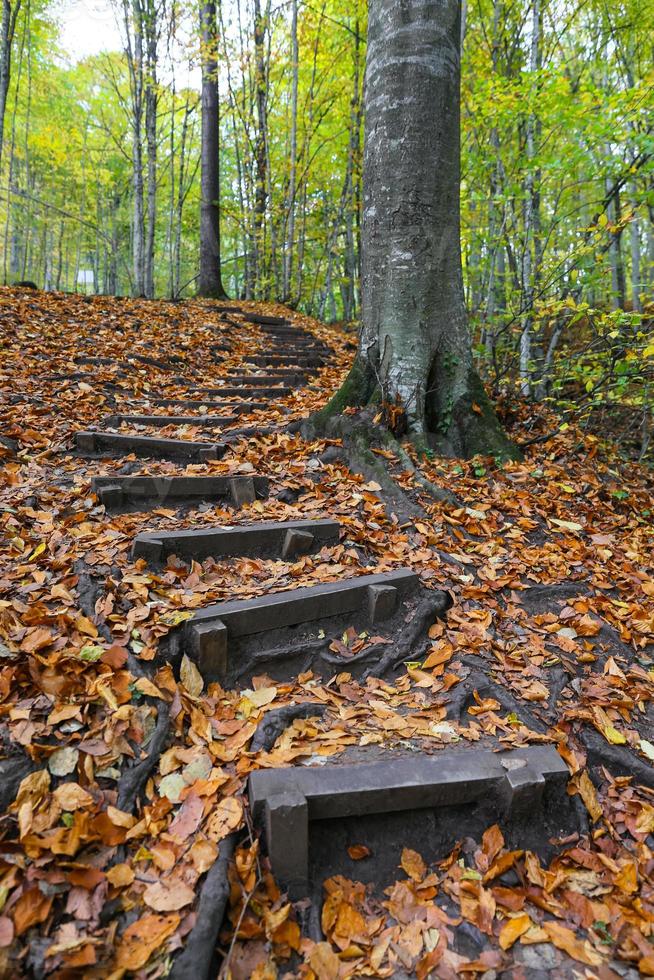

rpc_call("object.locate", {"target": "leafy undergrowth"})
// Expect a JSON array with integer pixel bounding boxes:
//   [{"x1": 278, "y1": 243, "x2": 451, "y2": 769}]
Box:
[{"x1": 0, "y1": 286, "x2": 652, "y2": 978}]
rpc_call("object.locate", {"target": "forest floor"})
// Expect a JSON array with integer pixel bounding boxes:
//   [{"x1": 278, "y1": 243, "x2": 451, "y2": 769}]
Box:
[{"x1": 0, "y1": 285, "x2": 653, "y2": 979}]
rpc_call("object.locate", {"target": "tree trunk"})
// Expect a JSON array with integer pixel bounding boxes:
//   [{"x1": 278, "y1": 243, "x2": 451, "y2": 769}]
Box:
[
  {"x1": 519, "y1": 0, "x2": 541, "y2": 397},
  {"x1": 143, "y1": 0, "x2": 158, "y2": 299},
  {"x1": 124, "y1": 0, "x2": 146, "y2": 296},
  {"x1": 252, "y1": 0, "x2": 269, "y2": 295},
  {"x1": 0, "y1": 0, "x2": 20, "y2": 171},
  {"x1": 198, "y1": 0, "x2": 227, "y2": 298},
  {"x1": 281, "y1": 0, "x2": 298, "y2": 302},
  {"x1": 607, "y1": 181, "x2": 626, "y2": 310},
  {"x1": 629, "y1": 194, "x2": 642, "y2": 313},
  {"x1": 323, "y1": 0, "x2": 516, "y2": 460}
]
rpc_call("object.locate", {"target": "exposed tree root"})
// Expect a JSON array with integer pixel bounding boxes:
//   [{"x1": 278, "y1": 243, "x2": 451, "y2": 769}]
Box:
[
  {"x1": 116, "y1": 701, "x2": 170, "y2": 812},
  {"x1": 250, "y1": 702, "x2": 329, "y2": 753},
  {"x1": 580, "y1": 727, "x2": 654, "y2": 789},
  {"x1": 232, "y1": 639, "x2": 331, "y2": 683},
  {"x1": 0, "y1": 727, "x2": 36, "y2": 813},
  {"x1": 304, "y1": 409, "x2": 460, "y2": 520},
  {"x1": 73, "y1": 559, "x2": 113, "y2": 644},
  {"x1": 362, "y1": 592, "x2": 452, "y2": 679},
  {"x1": 168, "y1": 831, "x2": 240, "y2": 980},
  {"x1": 391, "y1": 442, "x2": 461, "y2": 507},
  {"x1": 444, "y1": 667, "x2": 549, "y2": 734}
]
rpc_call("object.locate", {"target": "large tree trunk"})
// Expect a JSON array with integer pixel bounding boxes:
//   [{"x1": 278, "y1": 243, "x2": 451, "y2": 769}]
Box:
[
  {"x1": 325, "y1": 0, "x2": 515, "y2": 460},
  {"x1": 198, "y1": 0, "x2": 227, "y2": 298}
]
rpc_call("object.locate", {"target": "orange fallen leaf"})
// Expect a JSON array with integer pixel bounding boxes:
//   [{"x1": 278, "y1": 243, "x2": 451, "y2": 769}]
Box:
[
  {"x1": 115, "y1": 913, "x2": 180, "y2": 970},
  {"x1": 499, "y1": 913, "x2": 532, "y2": 950}
]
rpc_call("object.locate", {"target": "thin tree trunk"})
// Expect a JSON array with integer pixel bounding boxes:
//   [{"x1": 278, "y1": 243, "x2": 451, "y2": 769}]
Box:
[
  {"x1": 606, "y1": 180, "x2": 626, "y2": 310},
  {"x1": 198, "y1": 0, "x2": 227, "y2": 297},
  {"x1": 0, "y1": 0, "x2": 20, "y2": 170},
  {"x1": 630, "y1": 194, "x2": 641, "y2": 313},
  {"x1": 282, "y1": 0, "x2": 298, "y2": 302},
  {"x1": 143, "y1": 0, "x2": 158, "y2": 299},
  {"x1": 252, "y1": 0, "x2": 269, "y2": 295},
  {"x1": 124, "y1": 0, "x2": 146, "y2": 296},
  {"x1": 519, "y1": 0, "x2": 541, "y2": 397}
]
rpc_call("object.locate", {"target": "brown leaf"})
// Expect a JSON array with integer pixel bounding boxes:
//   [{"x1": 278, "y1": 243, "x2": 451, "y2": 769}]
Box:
[
  {"x1": 401, "y1": 848, "x2": 426, "y2": 882},
  {"x1": 13, "y1": 887, "x2": 53, "y2": 936},
  {"x1": 143, "y1": 879, "x2": 195, "y2": 912},
  {"x1": 205, "y1": 796, "x2": 243, "y2": 841}
]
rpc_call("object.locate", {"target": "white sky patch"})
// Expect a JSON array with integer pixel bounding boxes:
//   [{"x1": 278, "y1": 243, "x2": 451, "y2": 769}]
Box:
[
  {"x1": 54, "y1": 0, "x2": 201, "y2": 89},
  {"x1": 56, "y1": 0, "x2": 122, "y2": 60}
]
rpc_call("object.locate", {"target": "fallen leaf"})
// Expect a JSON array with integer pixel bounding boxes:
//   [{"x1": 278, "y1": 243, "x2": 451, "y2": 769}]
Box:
[{"x1": 143, "y1": 879, "x2": 195, "y2": 912}]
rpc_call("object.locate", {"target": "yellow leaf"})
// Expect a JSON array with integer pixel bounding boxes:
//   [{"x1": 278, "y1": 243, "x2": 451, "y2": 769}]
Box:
[
  {"x1": 135, "y1": 677, "x2": 165, "y2": 699},
  {"x1": 53, "y1": 783, "x2": 93, "y2": 811},
  {"x1": 603, "y1": 724, "x2": 626, "y2": 745},
  {"x1": 542, "y1": 922, "x2": 602, "y2": 965},
  {"x1": 26, "y1": 541, "x2": 46, "y2": 562},
  {"x1": 107, "y1": 864, "x2": 135, "y2": 887},
  {"x1": 550, "y1": 518, "x2": 584, "y2": 532}
]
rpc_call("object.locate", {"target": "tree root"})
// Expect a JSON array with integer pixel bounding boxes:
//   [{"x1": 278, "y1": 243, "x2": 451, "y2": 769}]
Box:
[
  {"x1": 392, "y1": 442, "x2": 461, "y2": 507},
  {"x1": 362, "y1": 592, "x2": 452, "y2": 680},
  {"x1": 250, "y1": 702, "x2": 329, "y2": 753},
  {"x1": 304, "y1": 411, "x2": 426, "y2": 521},
  {"x1": 580, "y1": 727, "x2": 654, "y2": 789},
  {"x1": 73, "y1": 559, "x2": 113, "y2": 644},
  {"x1": 168, "y1": 831, "x2": 240, "y2": 980},
  {"x1": 232, "y1": 638, "x2": 331, "y2": 683},
  {"x1": 444, "y1": 668, "x2": 549, "y2": 734},
  {"x1": 116, "y1": 701, "x2": 170, "y2": 812}
]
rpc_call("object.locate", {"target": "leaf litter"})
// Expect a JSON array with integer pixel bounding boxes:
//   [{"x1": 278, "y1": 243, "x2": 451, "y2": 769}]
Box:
[{"x1": 0, "y1": 287, "x2": 652, "y2": 976}]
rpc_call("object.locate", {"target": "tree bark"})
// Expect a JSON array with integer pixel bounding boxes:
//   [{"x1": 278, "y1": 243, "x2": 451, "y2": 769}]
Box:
[
  {"x1": 321, "y1": 0, "x2": 516, "y2": 460},
  {"x1": 0, "y1": 0, "x2": 20, "y2": 171},
  {"x1": 143, "y1": 0, "x2": 158, "y2": 299},
  {"x1": 251, "y1": 0, "x2": 269, "y2": 295},
  {"x1": 198, "y1": 0, "x2": 227, "y2": 298},
  {"x1": 519, "y1": 0, "x2": 541, "y2": 397},
  {"x1": 281, "y1": 0, "x2": 298, "y2": 302}
]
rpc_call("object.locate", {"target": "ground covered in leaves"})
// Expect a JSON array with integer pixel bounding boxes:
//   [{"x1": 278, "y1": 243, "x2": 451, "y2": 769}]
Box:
[{"x1": 0, "y1": 286, "x2": 653, "y2": 978}]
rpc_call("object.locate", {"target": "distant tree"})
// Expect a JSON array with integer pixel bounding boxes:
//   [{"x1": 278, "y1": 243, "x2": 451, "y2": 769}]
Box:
[
  {"x1": 198, "y1": 0, "x2": 227, "y2": 298},
  {"x1": 0, "y1": 0, "x2": 21, "y2": 169}
]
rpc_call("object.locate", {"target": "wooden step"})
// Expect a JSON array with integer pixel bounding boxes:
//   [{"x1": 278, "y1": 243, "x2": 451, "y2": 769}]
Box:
[
  {"x1": 249, "y1": 746, "x2": 570, "y2": 898},
  {"x1": 152, "y1": 398, "x2": 270, "y2": 412},
  {"x1": 221, "y1": 374, "x2": 305, "y2": 386},
  {"x1": 92, "y1": 474, "x2": 268, "y2": 512},
  {"x1": 104, "y1": 414, "x2": 236, "y2": 428},
  {"x1": 132, "y1": 518, "x2": 340, "y2": 562},
  {"x1": 177, "y1": 568, "x2": 419, "y2": 680},
  {"x1": 76, "y1": 431, "x2": 226, "y2": 462},
  {"x1": 245, "y1": 354, "x2": 324, "y2": 368},
  {"x1": 192, "y1": 386, "x2": 292, "y2": 398}
]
